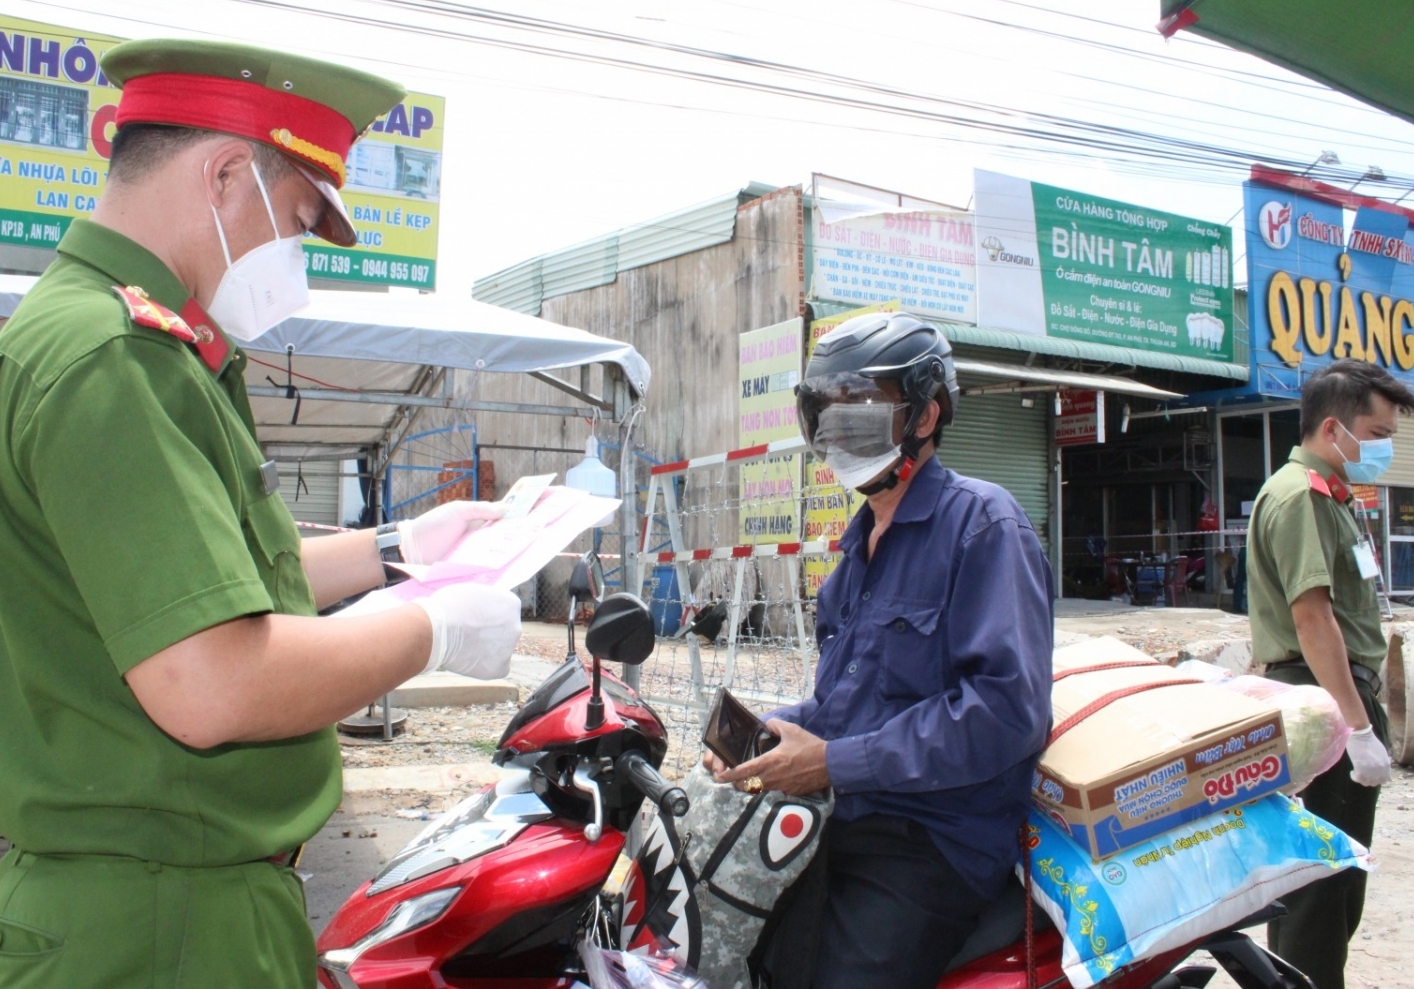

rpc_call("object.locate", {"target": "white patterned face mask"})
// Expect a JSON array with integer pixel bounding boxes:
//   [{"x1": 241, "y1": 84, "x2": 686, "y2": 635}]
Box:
[
  {"x1": 806, "y1": 400, "x2": 906, "y2": 489},
  {"x1": 206, "y1": 160, "x2": 310, "y2": 341}
]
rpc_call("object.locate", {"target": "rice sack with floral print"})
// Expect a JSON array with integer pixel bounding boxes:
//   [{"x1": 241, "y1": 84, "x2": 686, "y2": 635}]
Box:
[{"x1": 1024, "y1": 793, "x2": 1370, "y2": 988}]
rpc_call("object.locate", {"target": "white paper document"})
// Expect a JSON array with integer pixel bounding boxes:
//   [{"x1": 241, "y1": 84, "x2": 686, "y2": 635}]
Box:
[{"x1": 339, "y1": 484, "x2": 621, "y2": 615}]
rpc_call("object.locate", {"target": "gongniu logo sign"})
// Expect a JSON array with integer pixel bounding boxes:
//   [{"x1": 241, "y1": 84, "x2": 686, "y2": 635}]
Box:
[
  {"x1": 1258, "y1": 201, "x2": 1292, "y2": 250},
  {"x1": 980, "y1": 235, "x2": 1035, "y2": 266}
]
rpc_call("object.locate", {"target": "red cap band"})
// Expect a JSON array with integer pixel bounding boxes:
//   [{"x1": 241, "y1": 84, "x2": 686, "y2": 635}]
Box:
[{"x1": 115, "y1": 73, "x2": 356, "y2": 188}]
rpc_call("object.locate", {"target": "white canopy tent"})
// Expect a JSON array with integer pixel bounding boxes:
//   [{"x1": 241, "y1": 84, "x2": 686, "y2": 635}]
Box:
[{"x1": 0, "y1": 275, "x2": 650, "y2": 562}]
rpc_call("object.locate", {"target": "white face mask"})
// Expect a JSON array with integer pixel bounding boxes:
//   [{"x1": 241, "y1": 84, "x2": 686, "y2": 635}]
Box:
[
  {"x1": 206, "y1": 160, "x2": 310, "y2": 341},
  {"x1": 826, "y1": 447, "x2": 902, "y2": 490}
]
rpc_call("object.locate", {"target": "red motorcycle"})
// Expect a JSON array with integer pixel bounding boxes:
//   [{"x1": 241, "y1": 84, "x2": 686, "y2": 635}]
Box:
[{"x1": 316, "y1": 564, "x2": 1314, "y2": 989}]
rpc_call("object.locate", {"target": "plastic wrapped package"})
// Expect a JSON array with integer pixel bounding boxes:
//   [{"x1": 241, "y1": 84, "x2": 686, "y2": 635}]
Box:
[
  {"x1": 1219, "y1": 675, "x2": 1350, "y2": 793},
  {"x1": 1175, "y1": 661, "x2": 1350, "y2": 793},
  {"x1": 578, "y1": 942, "x2": 707, "y2": 989}
]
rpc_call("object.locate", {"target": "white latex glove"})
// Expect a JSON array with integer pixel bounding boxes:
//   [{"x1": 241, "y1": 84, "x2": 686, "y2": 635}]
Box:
[
  {"x1": 412, "y1": 584, "x2": 522, "y2": 679},
  {"x1": 1346, "y1": 726, "x2": 1392, "y2": 787},
  {"x1": 399, "y1": 501, "x2": 504, "y2": 565}
]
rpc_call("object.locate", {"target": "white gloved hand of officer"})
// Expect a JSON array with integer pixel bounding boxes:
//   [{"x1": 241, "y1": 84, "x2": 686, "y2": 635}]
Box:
[
  {"x1": 399, "y1": 500, "x2": 504, "y2": 565},
  {"x1": 412, "y1": 583, "x2": 522, "y2": 679},
  {"x1": 1346, "y1": 725, "x2": 1392, "y2": 787}
]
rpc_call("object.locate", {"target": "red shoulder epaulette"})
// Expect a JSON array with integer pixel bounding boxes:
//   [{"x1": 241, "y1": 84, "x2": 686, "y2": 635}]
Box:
[
  {"x1": 1306, "y1": 470, "x2": 1333, "y2": 498},
  {"x1": 112, "y1": 285, "x2": 211, "y2": 345}
]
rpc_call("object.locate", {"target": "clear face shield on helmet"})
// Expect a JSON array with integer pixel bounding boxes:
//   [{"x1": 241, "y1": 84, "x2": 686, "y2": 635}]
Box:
[{"x1": 795, "y1": 372, "x2": 908, "y2": 490}]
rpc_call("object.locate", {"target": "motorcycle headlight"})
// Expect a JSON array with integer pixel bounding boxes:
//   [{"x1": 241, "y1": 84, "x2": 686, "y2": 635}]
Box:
[{"x1": 319, "y1": 886, "x2": 461, "y2": 988}]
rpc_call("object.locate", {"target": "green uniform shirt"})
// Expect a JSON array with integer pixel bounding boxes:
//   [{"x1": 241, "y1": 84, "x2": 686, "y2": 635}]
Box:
[
  {"x1": 1247, "y1": 446, "x2": 1385, "y2": 672},
  {"x1": 0, "y1": 219, "x2": 341, "y2": 867}
]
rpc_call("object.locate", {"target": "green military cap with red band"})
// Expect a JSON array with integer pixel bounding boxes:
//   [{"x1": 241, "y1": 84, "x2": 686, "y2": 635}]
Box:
[{"x1": 101, "y1": 38, "x2": 406, "y2": 247}]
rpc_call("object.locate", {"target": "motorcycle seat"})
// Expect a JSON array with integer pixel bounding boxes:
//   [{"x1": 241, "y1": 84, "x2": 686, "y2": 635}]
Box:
[{"x1": 943, "y1": 876, "x2": 1052, "y2": 973}]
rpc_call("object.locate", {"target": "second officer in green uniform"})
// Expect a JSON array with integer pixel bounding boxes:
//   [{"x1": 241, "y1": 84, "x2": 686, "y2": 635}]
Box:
[{"x1": 1247, "y1": 358, "x2": 1410, "y2": 989}]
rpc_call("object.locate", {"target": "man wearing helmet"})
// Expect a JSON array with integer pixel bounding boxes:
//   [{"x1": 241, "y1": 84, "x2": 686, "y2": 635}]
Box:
[{"x1": 710, "y1": 314, "x2": 1054, "y2": 989}]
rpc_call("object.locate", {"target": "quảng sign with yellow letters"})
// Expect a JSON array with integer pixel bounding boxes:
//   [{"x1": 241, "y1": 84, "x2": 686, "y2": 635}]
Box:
[{"x1": 1243, "y1": 177, "x2": 1414, "y2": 394}]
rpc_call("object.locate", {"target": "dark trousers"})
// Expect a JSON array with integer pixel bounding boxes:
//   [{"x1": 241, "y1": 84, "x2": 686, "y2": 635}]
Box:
[
  {"x1": 1264, "y1": 665, "x2": 1389, "y2": 989},
  {"x1": 758, "y1": 814, "x2": 989, "y2": 989}
]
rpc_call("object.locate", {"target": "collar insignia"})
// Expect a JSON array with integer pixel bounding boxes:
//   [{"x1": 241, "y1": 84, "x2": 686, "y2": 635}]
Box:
[{"x1": 113, "y1": 285, "x2": 198, "y2": 343}]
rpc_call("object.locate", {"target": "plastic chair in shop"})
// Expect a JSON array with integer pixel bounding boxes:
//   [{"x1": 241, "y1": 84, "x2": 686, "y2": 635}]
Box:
[
  {"x1": 1103, "y1": 556, "x2": 1129, "y2": 600},
  {"x1": 1165, "y1": 556, "x2": 1190, "y2": 607}
]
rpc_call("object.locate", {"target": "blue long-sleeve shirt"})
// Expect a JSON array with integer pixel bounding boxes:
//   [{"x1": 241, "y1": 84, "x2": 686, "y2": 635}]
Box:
[{"x1": 774, "y1": 456, "x2": 1053, "y2": 898}]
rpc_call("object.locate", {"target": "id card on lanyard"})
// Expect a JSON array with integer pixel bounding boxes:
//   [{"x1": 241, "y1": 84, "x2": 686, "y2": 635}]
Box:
[
  {"x1": 1352, "y1": 539, "x2": 1380, "y2": 580},
  {"x1": 1351, "y1": 500, "x2": 1395, "y2": 618}
]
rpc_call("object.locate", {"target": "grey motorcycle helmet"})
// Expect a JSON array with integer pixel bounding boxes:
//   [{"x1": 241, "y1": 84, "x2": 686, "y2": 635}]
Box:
[{"x1": 795, "y1": 313, "x2": 958, "y2": 494}]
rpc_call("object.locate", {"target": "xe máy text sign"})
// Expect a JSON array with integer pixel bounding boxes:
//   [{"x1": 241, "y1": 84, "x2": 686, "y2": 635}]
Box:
[
  {"x1": 974, "y1": 169, "x2": 1235, "y2": 362},
  {"x1": 738, "y1": 318, "x2": 804, "y2": 544},
  {"x1": 0, "y1": 15, "x2": 443, "y2": 289},
  {"x1": 1243, "y1": 179, "x2": 1414, "y2": 394}
]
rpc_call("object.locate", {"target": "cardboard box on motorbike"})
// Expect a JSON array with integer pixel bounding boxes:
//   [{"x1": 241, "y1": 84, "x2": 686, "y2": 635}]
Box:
[{"x1": 1033, "y1": 638, "x2": 1290, "y2": 861}]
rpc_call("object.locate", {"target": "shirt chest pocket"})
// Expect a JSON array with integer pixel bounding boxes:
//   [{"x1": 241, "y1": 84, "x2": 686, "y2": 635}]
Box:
[
  {"x1": 241, "y1": 491, "x2": 316, "y2": 616},
  {"x1": 871, "y1": 597, "x2": 945, "y2": 701}
]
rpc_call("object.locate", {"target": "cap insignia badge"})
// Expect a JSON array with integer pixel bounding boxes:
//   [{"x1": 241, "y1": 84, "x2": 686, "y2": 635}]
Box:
[{"x1": 270, "y1": 127, "x2": 346, "y2": 185}]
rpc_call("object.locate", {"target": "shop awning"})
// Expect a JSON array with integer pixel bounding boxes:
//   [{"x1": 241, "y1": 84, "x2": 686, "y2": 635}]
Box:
[
  {"x1": 943, "y1": 323, "x2": 1248, "y2": 381},
  {"x1": 1158, "y1": 2, "x2": 1414, "y2": 125},
  {"x1": 955, "y1": 358, "x2": 1184, "y2": 400}
]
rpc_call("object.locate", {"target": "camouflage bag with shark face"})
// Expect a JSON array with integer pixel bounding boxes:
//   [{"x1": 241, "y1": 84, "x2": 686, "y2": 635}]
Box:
[{"x1": 619, "y1": 765, "x2": 832, "y2": 989}]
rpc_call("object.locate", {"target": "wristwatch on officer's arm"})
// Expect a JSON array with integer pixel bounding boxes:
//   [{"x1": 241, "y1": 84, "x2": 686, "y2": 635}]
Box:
[{"x1": 376, "y1": 521, "x2": 407, "y2": 584}]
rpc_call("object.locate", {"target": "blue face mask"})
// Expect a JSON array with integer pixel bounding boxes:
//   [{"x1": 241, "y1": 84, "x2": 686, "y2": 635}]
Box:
[{"x1": 1338, "y1": 421, "x2": 1394, "y2": 483}]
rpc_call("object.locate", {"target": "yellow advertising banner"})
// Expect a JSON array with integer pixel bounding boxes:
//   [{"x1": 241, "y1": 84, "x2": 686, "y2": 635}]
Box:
[
  {"x1": 801, "y1": 301, "x2": 898, "y2": 595},
  {"x1": 738, "y1": 317, "x2": 803, "y2": 544},
  {"x1": 0, "y1": 15, "x2": 442, "y2": 289}
]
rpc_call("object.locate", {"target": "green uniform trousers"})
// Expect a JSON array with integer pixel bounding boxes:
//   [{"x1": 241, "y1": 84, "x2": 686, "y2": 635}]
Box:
[
  {"x1": 1264, "y1": 665, "x2": 1389, "y2": 989},
  {"x1": 0, "y1": 846, "x2": 314, "y2": 988}
]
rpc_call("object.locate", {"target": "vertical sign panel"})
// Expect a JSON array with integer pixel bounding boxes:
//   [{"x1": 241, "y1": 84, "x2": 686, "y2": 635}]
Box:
[{"x1": 738, "y1": 318, "x2": 804, "y2": 544}]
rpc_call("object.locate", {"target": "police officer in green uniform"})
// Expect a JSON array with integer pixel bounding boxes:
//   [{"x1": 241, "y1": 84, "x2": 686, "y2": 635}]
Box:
[
  {"x1": 1247, "y1": 358, "x2": 1412, "y2": 989},
  {"x1": 0, "y1": 40, "x2": 523, "y2": 988}
]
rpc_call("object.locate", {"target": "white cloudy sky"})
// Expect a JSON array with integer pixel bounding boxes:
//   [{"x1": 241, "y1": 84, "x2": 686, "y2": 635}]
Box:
[{"x1": 13, "y1": 0, "x2": 1414, "y2": 296}]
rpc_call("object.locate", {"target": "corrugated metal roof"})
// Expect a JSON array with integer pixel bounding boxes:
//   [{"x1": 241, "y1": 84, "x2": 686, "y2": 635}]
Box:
[
  {"x1": 941, "y1": 323, "x2": 1250, "y2": 380},
  {"x1": 543, "y1": 233, "x2": 619, "y2": 299},
  {"x1": 616, "y1": 192, "x2": 741, "y2": 273},
  {"x1": 473, "y1": 257, "x2": 542, "y2": 315},
  {"x1": 473, "y1": 183, "x2": 779, "y2": 315}
]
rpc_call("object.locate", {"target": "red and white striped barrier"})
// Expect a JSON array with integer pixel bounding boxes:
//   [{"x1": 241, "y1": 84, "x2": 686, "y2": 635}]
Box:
[
  {"x1": 649, "y1": 436, "x2": 807, "y2": 477},
  {"x1": 653, "y1": 539, "x2": 841, "y2": 564}
]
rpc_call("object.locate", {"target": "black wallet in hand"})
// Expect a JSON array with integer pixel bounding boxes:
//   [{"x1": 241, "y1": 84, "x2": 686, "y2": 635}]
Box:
[{"x1": 703, "y1": 687, "x2": 780, "y2": 769}]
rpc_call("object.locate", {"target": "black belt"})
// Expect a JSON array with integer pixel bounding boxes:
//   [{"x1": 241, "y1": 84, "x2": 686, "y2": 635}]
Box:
[{"x1": 1264, "y1": 657, "x2": 1382, "y2": 696}]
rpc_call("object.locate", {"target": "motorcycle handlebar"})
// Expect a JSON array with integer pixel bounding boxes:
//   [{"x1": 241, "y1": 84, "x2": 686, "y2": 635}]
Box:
[{"x1": 616, "y1": 751, "x2": 690, "y2": 817}]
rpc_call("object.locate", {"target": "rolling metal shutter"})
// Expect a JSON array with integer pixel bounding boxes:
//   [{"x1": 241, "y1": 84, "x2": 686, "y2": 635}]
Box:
[
  {"x1": 1382, "y1": 429, "x2": 1414, "y2": 488},
  {"x1": 937, "y1": 384, "x2": 1052, "y2": 554},
  {"x1": 277, "y1": 460, "x2": 342, "y2": 527}
]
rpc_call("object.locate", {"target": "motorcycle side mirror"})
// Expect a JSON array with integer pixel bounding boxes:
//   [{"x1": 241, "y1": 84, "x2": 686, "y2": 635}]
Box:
[
  {"x1": 582, "y1": 593, "x2": 655, "y2": 731},
  {"x1": 567, "y1": 551, "x2": 602, "y2": 603},
  {"x1": 585, "y1": 593, "x2": 655, "y2": 666},
  {"x1": 564, "y1": 550, "x2": 606, "y2": 666}
]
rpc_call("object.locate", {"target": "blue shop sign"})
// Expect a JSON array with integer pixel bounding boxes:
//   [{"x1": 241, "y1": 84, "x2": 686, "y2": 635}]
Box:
[{"x1": 1242, "y1": 179, "x2": 1414, "y2": 398}]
